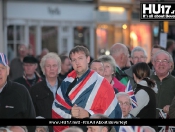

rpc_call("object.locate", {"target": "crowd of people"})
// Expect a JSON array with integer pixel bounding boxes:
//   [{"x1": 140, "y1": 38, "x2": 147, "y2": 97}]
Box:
[{"x1": 1, "y1": 40, "x2": 175, "y2": 132}]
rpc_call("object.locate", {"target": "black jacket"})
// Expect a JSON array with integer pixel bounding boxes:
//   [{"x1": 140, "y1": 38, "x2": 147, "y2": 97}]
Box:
[
  {"x1": 0, "y1": 80, "x2": 36, "y2": 118},
  {"x1": 30, "y1": 78, "x2": 62, "y2": 132},
  {"x1": 0, "y1": 80, "x2": 36, "y2": 132},
  {"x1": 14, "y1": 73, "x2": 43, "y2": 91},
  {"x1": 30, "y1": 78, "x2": 62, "y2": 118}
]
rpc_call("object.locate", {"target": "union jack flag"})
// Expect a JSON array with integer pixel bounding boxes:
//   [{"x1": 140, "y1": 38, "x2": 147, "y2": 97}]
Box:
[
  {"x1": 156, "y1": 108, "x2": 167, "y2": 119},
  {"x1": 52, "y1": 70, "x2": 121, "y2": 132},
  {"x1": 119, "y1": 126, "x2": 144, "y2": 132},
  {"x1": 125, "y1": 80, "x2": 138, "y2": 109},
  {"x1": 159, "y1": 126, "x2": 175, "y2": 132}
]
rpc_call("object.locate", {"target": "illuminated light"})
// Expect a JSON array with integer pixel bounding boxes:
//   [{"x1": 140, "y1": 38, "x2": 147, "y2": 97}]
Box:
[
  {"x1": 105, "y1": 50, "x2": 110, "y2": 55},
  {"x1": 99, "y1": 6, "x2": 125, "y2": 13},
  {"x1": 164, "y1": 21, "x2": 169, "y2": 33},
  {"x1": 130, "y1": 32, "x2": 137, "y2": 41},
  {"x1": 122, "y1": 24, "x2": 127, "y2": 29}
]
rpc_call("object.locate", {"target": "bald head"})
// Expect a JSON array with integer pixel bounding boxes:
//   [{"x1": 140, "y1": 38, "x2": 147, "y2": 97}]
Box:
[
  {"x1": 7, "y1": 126, "x2": 25, "y2": 132},
  {"x1": 110, "y1": 43, "x2": 129, "y2": 69},
  {"x1": 110, "y1": 43, "x2": 128, "y2": 56}
]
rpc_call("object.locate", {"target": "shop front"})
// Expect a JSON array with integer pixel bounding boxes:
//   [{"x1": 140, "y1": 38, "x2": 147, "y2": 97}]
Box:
[
  {"x1": 95, "y1": 0, "x2": 152, "y2": 61},
  {"x1": 4, "y1": 1, "x2": 95, "y2": 62}
]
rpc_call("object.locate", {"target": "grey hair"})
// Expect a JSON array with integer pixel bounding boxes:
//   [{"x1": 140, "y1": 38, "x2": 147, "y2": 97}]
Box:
[
  {"x1": 0, "y1": 127, "x2": 12, "y2": 132},
  {"x1": 6, "y1": 126, "x2": 28, "y2": 132},
  {"x1": 169, "y1": 53, "x2": 174, "y2": 72},
  {"x1": 131, "y1": 46, "x2": 147, "y2": 58},
  {"x1": 62, "y1": 127, "x2": 83, "y2": 132},
  {"x1": 152, "y1": 50, "x2": 170, "y2": 62},
  {"x1": 98, "y1": 55, "x2": 116, "y2": 73},
  {"x1": 90, "y1": 114, "x2": 114, "y2": 132},
  {"x1": 116, "y1": 92, "x2": 132, "y2": 104},
  {"x1": 36, "y1": 126, "x2": 49, "y2": 132},
  {"x1": 40, "y1": 52, "x2": 61, "y2": 75}
]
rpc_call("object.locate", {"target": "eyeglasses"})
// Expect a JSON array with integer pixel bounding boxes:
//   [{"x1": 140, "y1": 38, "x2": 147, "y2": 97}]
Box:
[
  {"x1": 132, "y1": 56, "x2": 146, "y2": 60},
  {"x1": 118, "y1": 102, "x2": 131, "y2": 106},
  {"x1": 155, "y1": 59, "x2": 169, "y2": 64}
]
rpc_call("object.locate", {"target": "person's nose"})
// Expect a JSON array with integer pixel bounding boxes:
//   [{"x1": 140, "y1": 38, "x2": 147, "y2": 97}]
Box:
[{"x1": 75, "y1": 60, "x2": 79, "y2": 65}]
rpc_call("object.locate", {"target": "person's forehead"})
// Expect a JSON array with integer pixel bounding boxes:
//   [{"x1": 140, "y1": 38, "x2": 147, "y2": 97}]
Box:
[
  {"x1": 103, "y1": 62, "x2": 112, "y2": 67},
  {"x1": 0, "y1": 63, "x2": 7, "y2": 67},
  {"x1": 133, "y1": 51, "x2": 145, "y2": 56},
  {"x1": 36, "y1": 127, "x2": 45, "y2": 130},
  {"x1": 71, "y1": 51, "x2": 86, "y2": 56},
  {"x1": 87, "y1": 126, "x2": 100, "y2": 129},
  {"x1": 152, "y1": 48, "x2": 160, "y2": 53},
  {"x1": 156, "y1": 53, "x2": 169, "y2": 59},
  {"x1": 63, "y1": 58, "x2": 70, "y2": 63},
  {"x1": 46, "y1": 58, "x2": 57, "y2": 62},
  {"x1": 45, "y1": 58, "x2": 58, "y2": 64},
  {"x1": 91, "y1": 62, "x2": 103, "y2": 67},
  {"x1": 118, "y1": 95, "x2": 130, "y2": 101}
]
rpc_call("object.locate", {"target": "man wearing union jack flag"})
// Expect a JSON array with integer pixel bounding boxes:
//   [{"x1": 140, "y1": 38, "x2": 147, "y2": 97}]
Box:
[{"x1": 52, "y1": 46, "x2": 122, "y2": 132}]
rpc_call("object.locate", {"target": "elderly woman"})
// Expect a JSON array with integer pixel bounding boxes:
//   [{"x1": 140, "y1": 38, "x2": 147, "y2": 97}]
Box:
[
  {"x1": 30, "y1": 52, "x2": 62, "y2": 132},
  {"x1": 98, "y1": 55, "x2": 126, "y2": 92}
]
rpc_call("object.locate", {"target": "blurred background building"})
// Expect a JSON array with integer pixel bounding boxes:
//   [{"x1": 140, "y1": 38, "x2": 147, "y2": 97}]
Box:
[{"x1": 0, "y1": 0, "x2": 175, "y2": 63}]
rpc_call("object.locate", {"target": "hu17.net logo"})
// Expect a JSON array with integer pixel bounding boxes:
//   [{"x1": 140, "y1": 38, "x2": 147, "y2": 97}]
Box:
[{"x1": 140, "y1": 2, "x2": 175, "y2": 21}]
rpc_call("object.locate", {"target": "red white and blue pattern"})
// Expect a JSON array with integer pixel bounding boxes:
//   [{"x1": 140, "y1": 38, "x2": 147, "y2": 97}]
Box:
[
  {"x1": 156, "y1": 108, "x2": 167, "y2": 119},
  {"x1": 159, "y1": 126, "x2": 175, "y2": 132},
  {"x1": 52, "y1": 69, "x2": 121, "y2": 132},
  {"x1": 0, "y1": 53, "x2": 8, "y2": 66},
  {"x1": 125, "y1": 80, "x2": 138, "y2": 109},
  {"x1": 119, "y1": 126, "x2": 144, "y2": 132}
]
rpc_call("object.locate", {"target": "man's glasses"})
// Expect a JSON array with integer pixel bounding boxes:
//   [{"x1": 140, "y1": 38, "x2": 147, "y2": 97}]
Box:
[
  {"x1": 118, "y1": 102, "x2": 131, "y2": 106},
  {"x1": 155, "y1": 59, "x2": 169, "y2": 64}
]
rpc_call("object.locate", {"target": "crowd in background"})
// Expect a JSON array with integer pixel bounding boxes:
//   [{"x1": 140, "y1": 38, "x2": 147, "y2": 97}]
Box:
[{"x1": 1, "y1": 39, "x2": 175, "y2": 132}]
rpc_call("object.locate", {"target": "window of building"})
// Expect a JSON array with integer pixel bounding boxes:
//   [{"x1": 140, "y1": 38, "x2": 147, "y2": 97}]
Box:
[
  {"x1": 41, "y1": 26, "x2": 58, "y2": 53},
  {"x1": 74, "y1": 27, "x2": 90, "y2": 49}
]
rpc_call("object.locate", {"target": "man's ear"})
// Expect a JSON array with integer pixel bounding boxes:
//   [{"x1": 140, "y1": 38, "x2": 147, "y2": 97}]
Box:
[{"x1": 87, "y1": 56, "x2": 90, "y2": 64}]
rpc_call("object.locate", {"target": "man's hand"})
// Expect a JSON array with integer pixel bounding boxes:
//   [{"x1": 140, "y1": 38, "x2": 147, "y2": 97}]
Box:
[
  {"x1": 71, "y1": 104, "x2": 79, "y2": 118},
  {"x1": 71, "y1": 104, "x2": 89, "y2": 118},
  {"x1": 78, "y1": 107, "x2": 89, "y2": 119},
  {"x1": 163, "y1": 105, "x2": 170, "y2": 113}
]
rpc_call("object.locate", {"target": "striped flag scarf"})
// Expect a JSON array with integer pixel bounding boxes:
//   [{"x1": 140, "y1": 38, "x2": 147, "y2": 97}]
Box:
[{"x1": 52, "y1": 69, "x2": 121, "y2": 132}]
